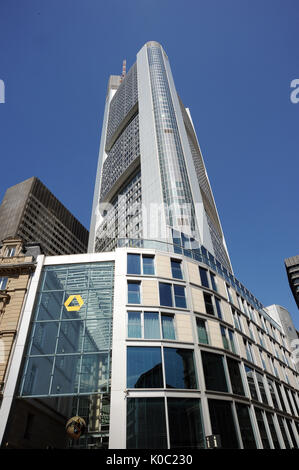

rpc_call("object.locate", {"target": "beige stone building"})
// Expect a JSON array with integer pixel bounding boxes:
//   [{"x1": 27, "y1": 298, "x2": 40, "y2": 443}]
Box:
[{"x1": 0, "y1": 237, "x2": 38, "y2": 401}]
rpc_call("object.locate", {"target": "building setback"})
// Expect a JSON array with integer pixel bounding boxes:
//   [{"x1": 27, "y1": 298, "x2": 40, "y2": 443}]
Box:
[{"x1": 0, "y1": 177, "x2": 89, "y2": 255}]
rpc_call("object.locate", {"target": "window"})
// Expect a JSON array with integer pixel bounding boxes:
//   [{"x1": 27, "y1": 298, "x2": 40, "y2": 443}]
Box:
[
  {"x1": 173, "y1": 284, "x2": 186, "y2": 308},
  {"x1": 221, "y1": 326, "x2": 229, "y2": 350},
  {"x1": 266, "y1": 413, "x2": 281, "y2": 449},
  {"x1": 127, "y1": 398, "x2": 167, "y2": 449},
  {"x1": 127, "y1": 311, "x2": 142, "y2": 338},
  {"x1": 161, "y1": 314, "x2": 175, "y2": 340},
  {"x1": 227, "y1": 358, "x2": 245, "y2": 396},
  {"x1": 208, "y1": 399, "x2": 239, "y2": 449},
  {"x1": 171, "y1": 259, "x2": 183, "y2": 279},
  {"x1": 142, "y1": 256, "x2": 155, "y2": 275},
  {"x1": 164, "y1": 348, "x2": 197, "y2": 389},
  {"x1": 244, "y1": 365, "x2": 258, "y2": 400},
  {"x1": 0, "y1": 276, "x2": 8, "y2": 290},
  {"x1": 127, "y1": 253, "x2": 141, "y2": 274},
  {"x1": 159, "y1": 283, "x2": 173, "y2": 307},
  {"x1": 128, "y1": 281, "x2": 141, "y2": 304},
  {"x1": 196, "y1": 318, "x2": 209, "y2": 344},
  {"x1": 243, "y1": 339, "x2": 255, "y2": 364},
  {"x1": 6, "y1": 246, "x2": 16, "y2": 257},
  {"x1": 220, "y1": 326, "x2": 236, "y2": 353},
  {"x1": 210, "y1": 273, "x2": 218, "y2": 292},
  {"x1": 254, "y1": 408, "x2": 271, "y2": 449},
  {"x1": 144, "y1": 312, "x2": 160, "y2": 339},
  {"x1": 127, "y1": 346, "x2": 163, "y2": 388},
  {"x1": 235, "y1": 403, "x2": 257, "y2": 449},
  {"x1": 267, "y1": 379, "x2": 279, "y2": 409},
  {"x1": 232, "y1": 309, "x2": 243, "y2": 332},
  {"x1": 226, "y1": 284, "x2": 233, "y2": 303},
  {"x1": 201, "y1": 351, "x2": 228, "y2": 392},
  {"x1": 203, "y1": 292, "x2": 214, "y2": 315},
  {"x1": 199, "y1": 268, "x2": 209, "y2": 288},
  {"x1": 215, "y1": 298, "x2": 222, "y2": 319},
  {"x1": 277, "y1": 416, "x2": 291, "y2": 449},
  {"x1": 168, "y1": 398, "x2": 205, "y2": 449},
  {"x1": 255, "y1": 372, "x2": 268, "y2": 404}
]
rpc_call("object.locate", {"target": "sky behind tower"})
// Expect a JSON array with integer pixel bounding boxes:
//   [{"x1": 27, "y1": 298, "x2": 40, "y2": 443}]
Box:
[{"x1": 0, "y1": 0, "x2": 298, "y2": 328}]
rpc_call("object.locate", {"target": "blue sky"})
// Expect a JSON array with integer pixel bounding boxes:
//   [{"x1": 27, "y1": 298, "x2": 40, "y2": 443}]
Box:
[{"x1": 0, "y1": 0, "x2": 298, "y2": 328}]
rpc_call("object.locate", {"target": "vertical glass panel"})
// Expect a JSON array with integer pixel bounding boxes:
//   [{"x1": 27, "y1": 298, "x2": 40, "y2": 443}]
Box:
[
  {"x1": 227, "y1": 358, "x2": 245, "y2": 396},
  {"x1": 128, "y1": 282, "x2": 140, "y2": 304},
  {"x1": 128, "y1": 311, "x2": 142, "y2": 338},
  {"x1": 203, "y1": 293, "x2": 214, "y2": 315},
  {"x1": 255, "y1": 372, "x2": 268, "y2": 405},
  {"x1": 161, "y1": 314, "x2": 175, "y2": 340},
  {"x1": 127, "y1": 254, "x2": 141, "y2": 275},
  {"x1": 51, "y1": 354, "x2": 80, "y2": 395},
  {"x1": 168, "y1": 398, "x2": 205, "y2": 449},
  {"x1": 80, "y1": 353, "x2": 109, "y2": 393},
  {"x1": 228, "y1": 329, "x2": 236, "y2": 354},
  {"x1": 142, "y1": 256, "x2": 155, "y2": 275},
  {"x1": 215, "y1": 298, "x2": 222, "y2": 319},
  {"x1": 254, "y1": 408, "x2": 271, "y2": 449},
  {"x1": 36, "y1": 291, "x2": 64, "y2": 321},
  {"x1": 196, "y1": 318, "x2": 209, "y2": 344},
  {"x1": 127, "y1": 398, "x2": 167, "y2": 449},
  {"x1": 199, "y1": 268, "x2": 209, "y2": 288},
  {"x1": 220, "y1": 326, "x2": 229, "y2": 350},
  {"x1": 201, "y1": 352, "x2": 228, "y2": 392},
  {"x1": 277, "y1": 416, "x2": 291, "y2": 449},
  {"x1": 0, "y1": 277, "x2": 8, "y2": 290},
  {"x1": 235, "y1": 403, "x2": 257, "y2": 449},
  {"x1": 208, "y1": 399, "x2": 239, "y2": 449},
  {"x1": 159, "y1": 282, "x2": 173, "y2": 307},
  {"x1": 286, "y1": 420, "x2": 298, "y2": 449},
  {"x1": 22, "y1": 356, "x2": 53, "y2": 396},
  {"x1": 144, "y1": 312, "x2": 160, "y2": 339},
  {"x1": 266, "y1": 413, "x2": 281, "y2": 449},
  {"x1": 42, "y1": 268, "x2": 67, "y2": 291},
  {"x1": 127, "y1": 347, "x2": 163, "y2": 388},
  {"x1": 57, "y1": 321, "x2": 84, "y2": 353},
  {"x1": 164, "y1": 348, "x2": 197, "y2": 389},
  {"x1": 244, "y1": 365, "x2": 258, "y2": 400},
  {"x1": 83, "y1": 318, "x2": 111, "y2": 351},
  {"x1": 275, "y1": 382, "x2": 287, "y2": 413},
  {"x1": 210, "y1": 273, "x2": 218, "y2": 292},
  {"x1": 30, "y1": 322, "x2": 59, "y2": 355},
  {"x1": 173, "y1": 285, "x2": 186, "y2": 308},
  {"x1": 171, "y1": 260, "x2": 183, "y2": 279},
  {"x1": 267, "y1": 379, "x2": 279, "y2": 409}
]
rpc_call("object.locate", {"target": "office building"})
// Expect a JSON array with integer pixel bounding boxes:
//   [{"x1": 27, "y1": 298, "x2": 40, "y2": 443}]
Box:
[
  {"x1": 0, "y1": 42, "x2": 298, "y2": 449},
  {"x1": 285, "y1": 256, "x2": 299, "y2": 310},
  {"x1": 0, "y1": 177, "x2": 89, "y2": 255}
]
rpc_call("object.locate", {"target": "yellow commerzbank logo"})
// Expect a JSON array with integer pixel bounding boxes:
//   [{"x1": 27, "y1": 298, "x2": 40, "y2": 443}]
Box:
[{"x1": 64, "y1": 295, "x2": 84, "y2": 312}]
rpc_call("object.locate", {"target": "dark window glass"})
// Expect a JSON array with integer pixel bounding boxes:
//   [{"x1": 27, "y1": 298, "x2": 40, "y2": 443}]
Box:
[
  {"x1": 266, "y1": 413, "x2": 281, "y2": 449},
  {"x1": 286, "y1": 420, "x2": 298, "y2": 449},
  {"x1": 164, "y1": 348, "x2": 197, "y2": 389},
  {"x1": 267, "y1": 379, "x2": 279, "y2": 409},
  {"x1": 277, "y1": 416, "x2": 291, "y2": 449},
  {"x1": 254, "y1": 408, "x2": 271, "y2": 449},
  {"x1": 127, "y1": 398, "x2": 167, "y2": 449},
  {"x1": 22, "y1": 357, "x2": 53, "y2": 396},
  {"x1": 51, "y1": 354, "x2": 80, "y2": 395},
  {"x1": 127, "y1": 347, "x2": 163, "y2": 388},
  {"x1": 127, "y1": 254, "x2": 141, "y2": 275},
  {"x1": 284, "y1": 386, "x2": 296, "y2": 415},
  {"x1": 203, "y1": 293, "x2": 214, "y2": 315},
  {"x1": 30, "y1": 321, "x2": 59, "y2": 355},
  {"x1": 159, "y1": 282, "x2": 173, "y2": 307},
  {"x1": 199, "y1": 268, "x2": 209, "y2": 288},
  {"x1": 168, "y1": 398, "x2": 205, "y2": 449},
  {"x1": 215, "y1": 298, "x2": 222, "y2": 319},
  {"x1": 128, "y1": 282, "x2": 141, "y2": 304},
  {"x1": 142, "y1": 256, "x2": 155, "y2": 275},
  {"x1": 161, "y1": 314, "x2": 175, "y2": 340},
  {"x1": 256, "y1": 372, "x2": 268, "y2": 405},
  {"x1": 128, "y1": 311, "x2": 142, "y2": 338},
  {"x1": 210, "y1": 273, "x2": 218, "y2": 292},
  {"x1": 173, "y1": 284, "x2": 186, "y2": 308},
  {"x1": 196, "y1": 318, "x2": 209, "y2": 344},
  {"x1": 227, "y1": 358, "x2": 245, "y2": 396},
  {"x1": 201, "y1": 352, "x2": 228, "y2": 392},
  {"x1": 171, "y1": 260, "x2": 183, "y2": 279},
  {"x1": 235, "y1": 403, "x2": 257, "y2": 449},
  {"x1": 244, "y1": 366, "x2": 258, "y2": 400},
  {"x1": 220, "y1": 326, "x2": 229, "y2": 350},
  {"x1": 276, "y1": 382, "x2": 287, "y2": 413},
  {"x1": 208, "y1": 399, "x2": 239, "y2": 449}
]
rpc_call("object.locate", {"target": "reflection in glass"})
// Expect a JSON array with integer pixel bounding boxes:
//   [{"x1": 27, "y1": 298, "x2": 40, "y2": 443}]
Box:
[
  {"x1": 51, "y1": 354, "x2": 80, "y2": 395},
  {"x1": 227, "y1": 358, "x2": 245, "y2": 396},
  {"x1": 208, "y1": 399, "x2": 239, "y2": 449},
  {"x1": 235, "y1": 403, "x2": 257, "y2": 449},
  {"x1": 168, "y1": 398, "x2": 205, "y2": 448},
  {"x1": 57, "y1": 321, "x2": 84, "y2": 354},
  {"x1": 36, "y1": 291, "x2": 64, "y2": 321},
  {"x1": 22, "y1": 356, "x2": 54, "y2": 396},
  {"x1": 80, "y1": 354, "x2": 109, "y2": 393},
  {"x1": 254, "y1": 408, "x2": 271, "y2": 449},
  {"x1": 128, "y1": 282, "x2": 140, "y2": 304},
  {"x1": 164, "y1": 348, "x2": 197, "y2": 389},
  {"x1": 84, "y1": 319, "x2": 111, "y2": 351},
  {"x1": 30, "y1": 322, "x2": 59, "y2": 355},
  {"x1": 127, "y1": 398, "x2": 167, "y2": 449},
  {"x1": 127, "y1": 254, "x2": 141, "y2": 275},
  {"x1": 127, "y1": 347, "x2": 163, "y2": 388},
  {"x1": 159, "y1": 282, "x2": 173, "y2": 307},
  {"x1": 202, "y1": 352, "x2": 228, "y2": 392},
  {"x1": 174, "y1": 285, "x2": 186, "y2": 308}
]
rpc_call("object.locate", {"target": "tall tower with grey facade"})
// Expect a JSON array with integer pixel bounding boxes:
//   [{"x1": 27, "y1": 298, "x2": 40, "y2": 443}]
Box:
[{"x1": 89, "y1": 41, "x2": 232, "y2": 272}]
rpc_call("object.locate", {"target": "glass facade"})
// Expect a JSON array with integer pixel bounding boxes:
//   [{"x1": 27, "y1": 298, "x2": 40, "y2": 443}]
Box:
[{"x1": 19, "y1": 262, "x2": 114, "y2": 397}]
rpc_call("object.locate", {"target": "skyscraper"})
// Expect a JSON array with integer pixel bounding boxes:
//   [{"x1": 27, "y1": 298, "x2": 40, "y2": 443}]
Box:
[
  {"x1": 285, "y1": 256, "x2": 299, "y2": 310},
  {"x1": 0, "y1": 177, "x2": 89, "y2": 255},
  {"x1": 89, "y1": 41, "x2": 231, "y2": 272}
]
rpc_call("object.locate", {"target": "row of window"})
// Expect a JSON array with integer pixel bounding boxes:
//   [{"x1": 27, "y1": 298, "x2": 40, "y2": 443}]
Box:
[
  {"x1": 126, "y1": 345, "x2": 299, "y2": 417},
  {"x1": 127, "y1": 281, "x2": 187, "y2": 309}
]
